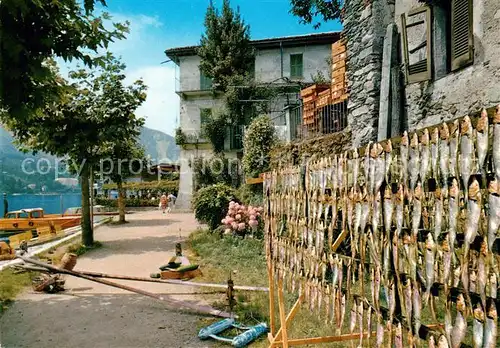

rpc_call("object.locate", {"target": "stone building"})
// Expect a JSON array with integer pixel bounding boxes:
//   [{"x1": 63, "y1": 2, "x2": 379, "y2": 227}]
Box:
[{"x1": 165, "y1": 32, "x2": 341, "y2": 208}]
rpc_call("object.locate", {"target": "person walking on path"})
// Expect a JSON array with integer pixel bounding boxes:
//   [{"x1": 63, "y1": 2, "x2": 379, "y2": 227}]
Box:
[
  {"x1": 159, "y1": 193, "x2": 168, "y2": 214},
  {"x1": 167, "y1": 193, "x2": 176, "y2": 213}
]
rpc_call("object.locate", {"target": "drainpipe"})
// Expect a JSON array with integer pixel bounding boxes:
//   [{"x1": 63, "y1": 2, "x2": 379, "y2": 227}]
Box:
[{"x1": 280, "y1": 41, "x2": 283, "y2": 78}]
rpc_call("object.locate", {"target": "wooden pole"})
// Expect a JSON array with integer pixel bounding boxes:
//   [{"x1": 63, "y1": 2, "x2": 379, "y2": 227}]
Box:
[
  {"x1": 268, "y1": 260, "x2": 276, "y2": 336},
  {"x1": 277, "y1": 277, "x2": 288, "y2": 348},
  {"x1": 17, "y1": 256, "x2": 233, "y2": 318},
  {"x1": 19, "y1": 265, "x2": 268, "y2": 292},
  {"x1": 268, "y1": 293, "x2": 304, "y2": 347}
]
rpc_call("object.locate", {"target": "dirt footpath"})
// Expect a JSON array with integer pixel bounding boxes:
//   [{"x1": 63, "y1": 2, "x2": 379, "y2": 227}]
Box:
[{"x1": 0, "y1": 211, "x2": 213, "y2": 348}]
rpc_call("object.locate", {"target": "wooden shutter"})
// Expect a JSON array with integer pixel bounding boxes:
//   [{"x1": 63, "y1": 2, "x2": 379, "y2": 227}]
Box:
[
  {"x1": 451, "y1": 0, "x2": 473, "y2": 71},
  {"x1": 290, "y1": 54, "x2": 303, "y2": 78},
  {"x1": 401, "y1": 6, "x2": 432, "y2": 84}
]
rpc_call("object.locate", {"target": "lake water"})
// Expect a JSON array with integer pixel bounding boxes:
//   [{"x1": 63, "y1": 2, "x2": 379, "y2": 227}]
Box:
[{"x1": 0, "y1": 194, "x2": 82, "y2": 215}]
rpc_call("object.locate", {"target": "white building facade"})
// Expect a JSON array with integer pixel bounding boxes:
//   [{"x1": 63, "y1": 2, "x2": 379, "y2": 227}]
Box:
[{"x1": 165, "y1": 32, "x2": 340, "y2": 209}]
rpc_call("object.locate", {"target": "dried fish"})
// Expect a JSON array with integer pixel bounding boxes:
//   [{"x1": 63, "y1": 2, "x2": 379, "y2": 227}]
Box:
[
  {"x1": 483, "y1": 300, "x2": 498, "y2": 348},
  {"x1": 472, "y1": 304, "x2": 484, "y2": 348},
  {"x1": 464, "y1": 178, "x2": 481, "y2": 257},
  {"x1": 448, "y1": 178, "x2": 460, "y2": 256},
  {"x1": 429, "y1": 335, "x2": 436, "y2": 348},
  {"x1": 489, "y1": 272, "x2": 497, "y2": 299},
  {"x1": 442, "y1": 239, "x2": 452, "y2": 294},
  {"x1": 449, "y1": 120, "x2": 459, "y2": 178},
  {"x1": 366, "y1": 305, "x2": 372, "y2": 340},
  {"x1": 401, "y1": 131, "x2": 409, "y2": 186},
  {"x1": 409, "y1": 132, "x2": 420, "y2": 190},
  {"x1": 437, "y1": 335, "x2": 450, "y2": 348},
  {"x1": 347, "y1": 188, "x2": 355, "y2": 234},
  {"x1": 324, "y1": 285, "x2": 331, "y2": 325},
  {"x1": 357, "y1": 299, "x2": 364, "y2": 346},
  {"x1": 376, "y1": 314, "x2": 384, "y2": 348},
  {"x1": 412, "y1": 181, "x2": 423, "y2": 240},
  {"x1": 372, "y1": 143, "x2": 385, "y2": 194},
  {"x1": 488, "y1": 177, "x2": 500, "y2": 252},
  {"x1": 413, "y1": 279, "x2": 422, "y2": 337},
  {"x1": 382, "y1": 236, "x2": 391, "y2": 282},
  {"x1": 317, "y1": 281, "x2": 323, "y2": 316},
  {"x1": 434, "y1": 187, "x2": 444, "y2": 241},
  {"x1": 330, "y1": 287, "x2": 336, "y2": 324},
  {"x1": 394, "y1": 322, "x2": 403, "y2": 348},
  {"x1": 424, "y1": 233, "x2": 436, "y2": 305},
  {"x1": 444, "y1": 301, "x2": 453, "y2": 345},
  {"x1": 353, "y1": 149, "x2": 360, "y2": 188},
  {"x1": 470, "y1": 270, "x2": 477, "y2": 293},
  {"x1": 383, "y1": 186, "x2": 393, "y2": 237},
  {"x1": 338, "y1": 153, "x2": 344, "y2": 193},
  {"x1": 494, "y1": 106, "x2": 500, "y2": 182},
  {"x1": 420, "y1": 128, "x2": 431, "y2": 182},
  {"x1": 395, "y1": 184, "x2": 404, "y2": 238},
  {"x1": 349, "y1": 297, "x2": 357, "y2": 334},
  {"x1": 440, "y1": 123, "x2": 450, "y2": 182},
  {"x1": 364, "y1": 142, "x2": 372, "y2": 188},
  {"x1": 431, "y1": 127, "x2": 439, "y2": 178},
  {"x1": 339, "y1": 292, "x2": 346, "y2": 333},
  {"x1": 403, "y1": 277, "x2": 413, "y2": 331},
  {"x1": 360, "y1": 187, "x2": 370, "y2": 236},
  {"x1": 384, "y1": 139, "x2": 393, "y2": 183},
  {"x1": 476, "y1": 108, "x2": 489, "y2": 171},
  {"x1": 372, "y1": 190, "x2": 382, "y2": 241},
  {"x1": 478, "y1": 241, "x2": 488, "y2": 308},
  {"x1": 388, "y1": 279, "x2": 396, "y2": 323},
  {"x1": 450, "y1": 293, "x2": 467, "y2": 348},
  {"x1": 460, "y1": 116, "x2": 474, "y2": 194}
]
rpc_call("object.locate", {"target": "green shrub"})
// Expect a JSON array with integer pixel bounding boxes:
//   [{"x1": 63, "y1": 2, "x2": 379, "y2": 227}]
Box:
[
  {"x1": 237, "y1": 183, "x2": 263, "y2": 207},
  {"x1": 242, "y1": 115, "x2": 278, "y2": 178},
  {"x1": 192, "y1": 183, "x2": 238, "y2": 231},
  {"x1": 192, "y1": 154, "x2": 241, "y2": 190}
]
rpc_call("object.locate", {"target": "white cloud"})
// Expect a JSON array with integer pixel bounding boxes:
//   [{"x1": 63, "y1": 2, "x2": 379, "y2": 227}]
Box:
[
  {"x1": 126, "y1": 65, "x2": 179, "y2": 136},
  {"x1": 108, "y1": 13, "x2": 162, "y2": 54}
]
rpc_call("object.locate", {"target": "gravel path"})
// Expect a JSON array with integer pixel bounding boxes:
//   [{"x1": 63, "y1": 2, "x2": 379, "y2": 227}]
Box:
[{"x1": 0, "y1": 211, "x2": 213, "y2": 348}]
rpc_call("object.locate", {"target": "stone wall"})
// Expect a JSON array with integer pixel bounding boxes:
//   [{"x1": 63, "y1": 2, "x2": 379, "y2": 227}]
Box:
[
  {"x1": 395, "y1": 0, "x2": 500, "y2": 130},
  {"x1": 343, "y1": 0, "x2": 394, "y2": 148}
]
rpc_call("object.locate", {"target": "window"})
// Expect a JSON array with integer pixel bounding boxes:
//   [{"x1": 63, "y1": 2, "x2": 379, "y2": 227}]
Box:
[
  {"x1": 200, "y1": 71, "x2": 213, "y2": 90},
  {"x1": 290, "y1": 54, "x2": 303, "y2": 78},
  {"x1": 451, "y1": 0, "x2": 473, "y2": 71},
  {"x1": 401, "y1": 6, "x2": 432, "y2": 83},
  {"x1": 200, "y1": 108, "x2": 212, "y2": 125}
]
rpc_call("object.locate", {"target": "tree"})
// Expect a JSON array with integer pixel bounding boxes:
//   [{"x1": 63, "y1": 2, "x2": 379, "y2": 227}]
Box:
[
  {"x1": 197, "y1": 0, "x2": 254, "y2": 92},
  {"x1": 289, "y1": 0, "x2": 342, "y2": 28},
  {"x1": 0, "y1": 0, "x2": 128, "y2": 131},
  {"x1": 100, "y1": 140, "x2": 146, "y2": 223},
  {"x1": 17, "y1": 55, "x2": 146, "y2": 246},
  {"x1": 242, "y1": 115, "x2": 277, "y2": 178}
]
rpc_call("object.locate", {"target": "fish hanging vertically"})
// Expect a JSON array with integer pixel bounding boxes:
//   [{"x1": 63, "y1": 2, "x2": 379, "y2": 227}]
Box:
[
  {"x1": 357, "y1": 299, "x2": 364, "y2": 347},
  {"x1": 339, "y1": 292, "x2": 346, "y2": 333},
  {"x1": 451, "y1": 293, "x2": 467, "y2": 348},
  {"x1": 489, "y1": 272, "x2": 497, "y2": 299},
  {"x1": 373, "y1": 143, "x2": 385, "y2": 194},
  {"x1": 431, "y1": 127, "x2": 439, "y2": 178},
  {"x1": 384, "y1": 139, "x2": 393, "y2": 183},
  {"x1": 440, "y1": 123, "x2": 451, "y2": 185},
  {"x1": 376, "y1": 314, "x2": 385, "y2": 348},
  {"x1": 493, "y1": 106, "x2": 500, "y2": 182},
  {"x1": 483, "y1": 300, "x2": 497, "y2": 348},
  {"x1": 472, "y1": 303, "x2": 485, "y2": 348},
  {"x1": 488, "y1": 177, "x2": 500, "y2": 253},
  {"x1": 324, "y1": 285, "x2": 330, "y2": 325},
  {"x1": 420, "y1": 128, "x2": 431, "y2": 183},
  {"x1": 394, "y1": 322, "x2": 403, "y2": 348},
  {"x1": 353, "y1": 148, "x2": 360, "y2": 188},
  {"x1": 476, "y1": 108, "x2": 489, "y2": 172},
  {"x1": 448, "y1": 178, "x2": 460, "y2": 257},
  {"x1": 338, "y1": 153, "x2": 345, "y2": 194},
  {"x1": 349, "y1": 297, "x2": 357, "y2": 335},
  {"x1": 409, "y1": 132, "x2": 420, "y2": 191},
  {"x1": 383, "y1": 185, "x2": 394, "y2": 238},
  {"x1": 429, "y1": 336, "x2": 436, "y2": 348},
  {"x1": 434, "y1": 186, "x2": 444, "y2": 241},
  {"x1": 372, "y1": 190, "x2": 382, "y2": 242},
  {"x1": 464, "y1": 178, "x2": 481, "y2": 257},
  {"x1": 412, "y1": 181, "x2": 423, "y2": 241},
  {"x1": 460, "y1": 116, "x2": 474, "y2": 196},
  {"x1": 442, "y1": 238, "x2": 452, "y2": 295},
  {"x1": 437, "y1": 335, "x2": 450, "y2": 348},
  {"x1": 412, "y1": 279, "x2": 422, "y2": 340},
  {"x1": 478, "y1": 240, "x2": 488, "y2": 309},
  {"x1": 401, "y1": 131, "x2": 410, "y2": 186},
  {"x1": 449, "y1": 120, "x2": 460, "y2": 178},
  {"x1": 364, "y1": 142, "x2": 372, "y2": 188},
  {"x1": 424, "y1": 233, "x2": 436, "y2": 306},
  {"x1": 403, "y1": 277, "x2": 413, "y2": 332}
]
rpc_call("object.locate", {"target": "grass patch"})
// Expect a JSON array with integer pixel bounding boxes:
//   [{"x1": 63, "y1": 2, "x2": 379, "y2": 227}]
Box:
[
  {"x1": 67, "y1": 241, "x2": 103, "y2": 256},
  {"x1": 0, "y1": 268, "x2": 36, "y2": 314}
]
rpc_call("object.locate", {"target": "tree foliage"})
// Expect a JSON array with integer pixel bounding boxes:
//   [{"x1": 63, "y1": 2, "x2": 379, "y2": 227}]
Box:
[
  {"x1": 201, "y1": 110, "x2": 229, "y2": 153},
  {"x1": 197, "y1": 0, "x2": 254, "y2": 92},
  {"x1": 192, "y1": 154, "x2": 241, "y2": 190},
  {"x1": 0, "y1": 0, "x2": 128, "y2": 127},
  {"x1": 242, "y1": 115, "x2": 278, "y2": 178},
  {"x1": 289, "y1": 0, "x2": 343, "y2": 28},
  {"x1": 17, "y1": 55, "x2": 146, "y2": 245}
]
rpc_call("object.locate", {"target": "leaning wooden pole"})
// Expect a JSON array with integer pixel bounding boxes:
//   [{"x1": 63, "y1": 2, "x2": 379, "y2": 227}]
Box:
[
  {"x1": 16, "y1": 264, "x2": 268, "y2": 292},
  {"x1": 17, "y1": 256, "x2": 233, "y2": 318}
]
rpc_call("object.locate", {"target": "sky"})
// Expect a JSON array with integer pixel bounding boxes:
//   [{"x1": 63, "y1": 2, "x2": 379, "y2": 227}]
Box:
[{"x1": 64, "y1": 0, "x2": 342, "y2": 136}]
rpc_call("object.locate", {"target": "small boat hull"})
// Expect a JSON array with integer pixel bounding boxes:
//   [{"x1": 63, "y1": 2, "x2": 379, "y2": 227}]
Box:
[{"x1": 0, "y1": 216, "x2": 81, "y2": 231}]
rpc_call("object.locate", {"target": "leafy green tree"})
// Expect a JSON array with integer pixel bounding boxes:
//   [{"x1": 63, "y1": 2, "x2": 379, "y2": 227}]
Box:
[
  {"x1": 0, "y1": 0, "x2": 128, "y2": 130},
  {"x1": 242, "y1": 115, "x2": 277, "y2": 178},
  {"x1": 289, "y1": 0, "x2": 342, "y2": 28},
  {"x1": 17, "y1": 55, "x2": 146, "y2": 246},
  {"x1": 197, "y1": 0, "x2": 254, "y2": 92},
  {"x1": 100, "y1": 139, "x2": 146, "y2": 223}
]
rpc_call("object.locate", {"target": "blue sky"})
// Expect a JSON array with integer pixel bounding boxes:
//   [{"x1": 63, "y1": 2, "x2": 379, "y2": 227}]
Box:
[{"x1": 80, "y1": 0, "x2": 342, "y2": 136}]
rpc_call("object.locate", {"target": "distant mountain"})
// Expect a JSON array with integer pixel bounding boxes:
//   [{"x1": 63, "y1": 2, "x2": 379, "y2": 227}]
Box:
[
  {"x1": 139, "y1": 127, "x2": 179, "y2": 163},
  {"x1": 0, "y1": 125, "x2": 179, "y2": 193}
]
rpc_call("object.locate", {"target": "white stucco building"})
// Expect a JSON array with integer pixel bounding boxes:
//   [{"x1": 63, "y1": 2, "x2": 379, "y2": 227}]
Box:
[{"x1": 165, "y1": 32, "x2": 341, "y2": 208}]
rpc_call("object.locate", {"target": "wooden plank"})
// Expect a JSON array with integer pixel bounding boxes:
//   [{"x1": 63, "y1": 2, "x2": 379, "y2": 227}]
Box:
[
  {"x1": 268, "y1": 260, "x2": 276, "y2": 336},
  {"x1": 277, "y1": 278, "x2": 288, "y2": 348},
  {"x1": 331, "y1": 52, "x2": 347, "y2": 64},
  {"x1": 331, "y1": 60, "x2": 346, "y2": 71},
  {"x1": 331, "y1": 82, "x2": 346, "y2": 94},
  {"x1": 246, "y1": 177, "x2": 264, "y2": 185},
  {"x1": 331, "y1": 229, "x2": 349, "y2": 252}
]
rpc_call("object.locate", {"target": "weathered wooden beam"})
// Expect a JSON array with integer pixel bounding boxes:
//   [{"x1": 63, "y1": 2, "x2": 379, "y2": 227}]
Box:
[{"x1": 18, "y1": 256, "x2": 234, "y2": 318}]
